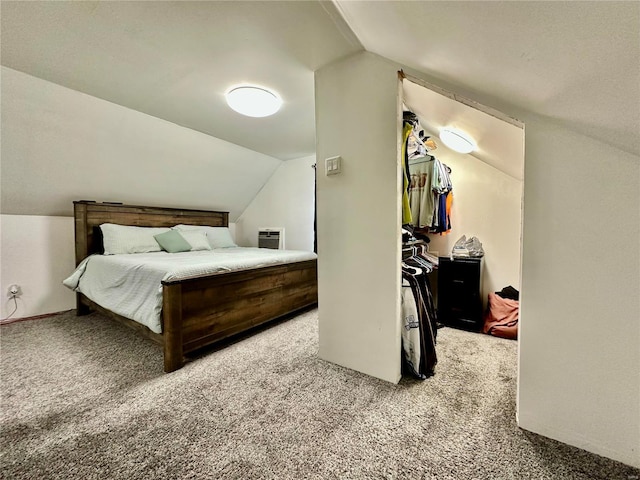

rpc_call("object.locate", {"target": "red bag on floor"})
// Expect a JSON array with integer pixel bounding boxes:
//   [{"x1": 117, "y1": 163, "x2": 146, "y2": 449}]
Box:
[{"x1": 483, "y1": 292, "x2": 519, "y2": 340}]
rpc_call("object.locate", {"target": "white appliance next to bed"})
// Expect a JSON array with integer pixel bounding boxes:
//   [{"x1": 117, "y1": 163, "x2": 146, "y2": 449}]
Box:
[{"x1": 258, "y1": 228, "x2": 285, "y2": 249}]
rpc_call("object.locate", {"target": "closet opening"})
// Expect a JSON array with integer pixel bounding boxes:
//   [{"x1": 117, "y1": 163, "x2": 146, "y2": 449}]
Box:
[{"x1": 399, "y1": 72, "x2": 525, "y2": 388}]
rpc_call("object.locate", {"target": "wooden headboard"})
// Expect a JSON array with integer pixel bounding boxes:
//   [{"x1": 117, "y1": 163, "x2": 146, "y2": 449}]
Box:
[{"x1": 74, "y1": 201, "x2": 229, "y2": 265}]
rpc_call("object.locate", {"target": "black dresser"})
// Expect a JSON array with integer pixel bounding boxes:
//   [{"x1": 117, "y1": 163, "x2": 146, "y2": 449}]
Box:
[{"x1": 437, "y1": 256, "x2": 483, "y2": 331}]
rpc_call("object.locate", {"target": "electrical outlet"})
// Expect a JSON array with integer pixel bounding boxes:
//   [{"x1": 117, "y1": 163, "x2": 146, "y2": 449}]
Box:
[{"x1": 8, "y1": 284, "x2": 21, "y2": 297}]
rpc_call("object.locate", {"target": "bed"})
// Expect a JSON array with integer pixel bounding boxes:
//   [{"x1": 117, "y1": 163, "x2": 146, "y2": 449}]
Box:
[{"x1": 69, "y1": 201, "x2": 318, "y2": 372}]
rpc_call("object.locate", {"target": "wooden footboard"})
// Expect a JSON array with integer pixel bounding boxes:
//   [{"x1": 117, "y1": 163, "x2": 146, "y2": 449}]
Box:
[
  {"x1": 77, "y1": 259, "x2": 318, "y2": 373},
  {"x1": 162, "y1": 259, "x2": 318, "y2": 372}
]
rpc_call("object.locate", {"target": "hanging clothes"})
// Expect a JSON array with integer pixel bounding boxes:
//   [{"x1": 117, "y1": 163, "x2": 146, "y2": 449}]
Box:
[
  {"x1": 408, "y1": 156, "x2": 453, "y2": 233},
  {"x1": 407, "y1": 128, "x2": 429, "y2": 159},
  {"x1": 401, "y1": 122, "x2": 413, "y2": 225},
  {"x1": 444, "y1": 191, "x2": 453, "y2": 233},
  {"x1": 401, "y1": 283, "x2": 423, "y2": 375},
  {"x1": 430, "y1": 161, "x2": 453, "y2": 234},
  {"x1": 408, "y1": 158, "x2": 436, "y2": 228},
  {"x1": 403, "y1": 109, "x2": 453, "y2": 234},
  {"x1": 403, "y1": 251, "x2": 439, "y2": 335},
  {"x1": 401, "y1": 263, "x2": 438, "y2": 378}
]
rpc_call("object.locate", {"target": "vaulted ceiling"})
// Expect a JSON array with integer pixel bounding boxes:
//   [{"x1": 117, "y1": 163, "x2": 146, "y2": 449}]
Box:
[
  {"x1": 2, "y1": 0, "x2": 639, "y2": 163},
  {"x1": 336, "y1": 1, "x2": 640, "y2": 157},
  {"x1": 0, "y1": 1, "x2": 361, "y2": 161}
]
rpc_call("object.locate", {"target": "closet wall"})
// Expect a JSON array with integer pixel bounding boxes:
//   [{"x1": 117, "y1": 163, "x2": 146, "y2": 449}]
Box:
[{"x1": 315, "y1": 51, "x2": 402, "y2": 384}]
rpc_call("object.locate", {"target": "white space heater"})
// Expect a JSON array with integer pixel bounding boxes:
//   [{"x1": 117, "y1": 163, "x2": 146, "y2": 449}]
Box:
[{"x1": 258, "y1": 228, "x2": 285, "y2": 249}]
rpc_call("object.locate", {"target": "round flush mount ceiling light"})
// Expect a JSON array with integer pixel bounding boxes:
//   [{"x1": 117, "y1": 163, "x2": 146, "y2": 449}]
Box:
[
  {"x1": 439, "y1": 127, "x2": 477, "y2": 154},
  {"x1": 225, "y1": 85, "x2": 282, "y2": 117}
]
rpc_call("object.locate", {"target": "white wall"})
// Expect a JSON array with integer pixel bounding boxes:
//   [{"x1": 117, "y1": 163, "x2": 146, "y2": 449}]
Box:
[
  {"x1": 235, "y1": 155, "x2": 316, "y2": 251},
  {"x1": 315, "y1": 52, "x2": 402, "y2": 384},
  {"x1": 0, "y1": 215, "x2": 239, "y2": 320},
  {"x1": 0, "y1": 66, "x2": 282, "y2": 220},
  {"x1": 423, "y1": 144, "x2": 523, "y2": 304},
  {"x1": 315, "y1": 51, "x2": 639, "y2": 466},
  {"x1": 0, "y1": 215, "x2": 75, "y2": 319},
  {"x1": 517, "y1": 119, "x2": 640, "y2": 468}
]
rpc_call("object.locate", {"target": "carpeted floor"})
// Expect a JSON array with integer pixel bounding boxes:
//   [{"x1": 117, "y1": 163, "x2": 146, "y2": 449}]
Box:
[{"x1": 1, "y1": 309, "x2": 637, "y2": 480}]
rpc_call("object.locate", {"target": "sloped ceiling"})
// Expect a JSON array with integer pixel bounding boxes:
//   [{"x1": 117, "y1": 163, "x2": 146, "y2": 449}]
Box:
[
  {"x1": 1, "y1": 66, "x2": 284, "y2": 220},
  {"x1": 2, "y1": 0, "x2": 638, "y2": 175},
  {"x1": 403, "y1": 79, "x2": 524, "y2": 180},
  {"x1": 335, "y1": 1, "x2": 640, "y2": 157},
  {"x1": 1, "y1": 1, "x2": 361, "y2": 161}
]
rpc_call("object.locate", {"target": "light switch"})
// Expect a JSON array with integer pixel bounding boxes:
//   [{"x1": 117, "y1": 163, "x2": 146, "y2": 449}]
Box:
[{"x1": 325, "y1": 156, "x2": 342, "y2": 176}]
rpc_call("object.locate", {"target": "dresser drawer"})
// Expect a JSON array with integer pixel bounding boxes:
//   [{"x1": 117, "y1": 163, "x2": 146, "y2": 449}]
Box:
[{"x1": 437, "y1": 257, "x2": 483, "y2": 331}]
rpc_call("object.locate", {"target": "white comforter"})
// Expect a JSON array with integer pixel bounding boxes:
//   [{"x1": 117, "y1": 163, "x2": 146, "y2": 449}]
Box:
[{"x1": 63, "y1": 248, "x2": 317, "y2": 334}]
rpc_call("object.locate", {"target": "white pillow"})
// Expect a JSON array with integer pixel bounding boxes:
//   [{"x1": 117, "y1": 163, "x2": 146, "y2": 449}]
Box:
[
  {"x1": 205, "y1": 227, "x2": 237, "y2": 248},
  {"x1": 100, "y1": 223, "x2": 171, "y2": 255},
  {"x1": 178, "y1": 230, "x2": 212, "y2": 251},
  {"x1": 174, "y1": 224, "x2": 237, "y2": 248}
]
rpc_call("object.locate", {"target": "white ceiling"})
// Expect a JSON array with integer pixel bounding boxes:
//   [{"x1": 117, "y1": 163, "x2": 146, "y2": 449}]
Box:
[
  {"x1": 335, "y1": 1, "x2": 640, "y2": 158},
  {"x1": 0, "y1": 1, "x2": 361, "y2": 161},
  {"x1": 403, "y1": 79, "x2": 524, "y2": 180},
  {"x1": 1, "y1": 1, "x2": 638, "y2": 166}
]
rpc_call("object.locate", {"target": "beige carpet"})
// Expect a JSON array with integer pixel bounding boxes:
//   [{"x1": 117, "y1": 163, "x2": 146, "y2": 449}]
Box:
[{"x1": 1, "y1": 309, "x2": 637, "y2": 479}]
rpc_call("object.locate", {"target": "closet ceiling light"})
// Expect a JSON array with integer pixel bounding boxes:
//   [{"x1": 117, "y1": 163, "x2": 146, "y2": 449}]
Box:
[
  {"x1": 439, "y1": 127, "x2": 477, "y2": 154},
  {"x1": 225, "y1": 85, "x2": 282, "y2": 117}
]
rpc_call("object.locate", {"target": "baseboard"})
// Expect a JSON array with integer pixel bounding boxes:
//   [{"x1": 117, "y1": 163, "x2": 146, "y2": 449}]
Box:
[{"x1": 0, "y1": 309, "x2": 73, "y2": 326}]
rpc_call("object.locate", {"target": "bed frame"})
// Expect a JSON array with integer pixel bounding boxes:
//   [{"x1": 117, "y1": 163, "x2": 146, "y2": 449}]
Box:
[{"x1": 73, "y1": 201, "x2": 318, "y2": 372}]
